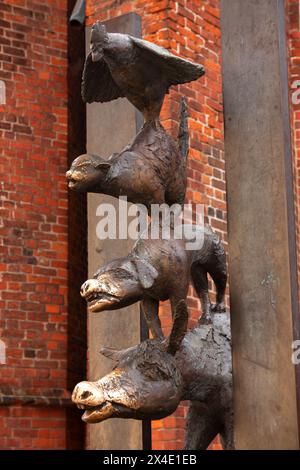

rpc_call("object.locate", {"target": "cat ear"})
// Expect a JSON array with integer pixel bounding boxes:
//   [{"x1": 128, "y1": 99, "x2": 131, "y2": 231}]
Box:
[{"x1": 94, "y1": 160, "x2": 111, "y2": 171}]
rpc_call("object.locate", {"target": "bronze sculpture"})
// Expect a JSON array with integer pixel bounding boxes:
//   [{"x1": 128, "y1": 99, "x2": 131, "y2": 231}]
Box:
[
  {"x1": 66, "y1": 100, "x2": 188, "y2": 211},
  {"x1": 68, "y1": 19, "x2": 233, "y2": 450},
  {"x1": 82, "y1": 21, "x2": 204, "y2": 121},
  {"x1": 72, "y1": 312, "x2": 234, "y2": 450},
  {"x1": 80, "y1": 225, "x2": 227, "y2": 340}
]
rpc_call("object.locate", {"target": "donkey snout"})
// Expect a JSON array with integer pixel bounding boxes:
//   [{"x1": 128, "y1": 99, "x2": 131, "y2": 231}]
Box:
[
  {"x1": 72, "y1": 381, "x2": 104, "y2": 407},
  {"x1": 80, "y1": 279, "x2": 99, "y2": 298}
]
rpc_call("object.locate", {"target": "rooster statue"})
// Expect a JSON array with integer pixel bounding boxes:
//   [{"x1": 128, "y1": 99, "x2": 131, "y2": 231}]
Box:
[{"x1": 82, "y1": 21, "x2": 205, "y2": 122}]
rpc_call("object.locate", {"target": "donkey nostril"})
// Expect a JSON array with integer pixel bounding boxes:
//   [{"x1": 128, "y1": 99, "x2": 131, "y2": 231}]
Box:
[
  {"x1": 80, "y1": 282, "x2": 88, "y2": 296},
  {"x1": 81, "y1": 391, "x2": 92, "y2": 400}
]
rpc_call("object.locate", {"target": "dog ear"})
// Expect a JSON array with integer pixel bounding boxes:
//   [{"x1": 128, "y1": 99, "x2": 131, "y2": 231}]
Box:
[{"x1": 132, "y1": 259, "x2": 159, "y2": 290}]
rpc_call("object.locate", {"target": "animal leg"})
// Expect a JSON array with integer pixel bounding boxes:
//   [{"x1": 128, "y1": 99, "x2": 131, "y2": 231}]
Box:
[
  {"x1": 141, "y1": 297, "x2": 163, "y2": 340},
  {"x1": 210, "y1": 269, "x2": 227, "y2": 313},
  {"x1": 167, "y1": 299, "x2": 188, "y2": 355},
  {"x1": 191, "y1": 264, "x2": 212, "y2": 324},
  {"x1": 220, "y1": 409, "x2": 235, "y2": 450},
  {"x1": 209, "y1": 240, "x2": 227, "y2": 313},
  {"x1": 184, "y1": 402, "x2": 221, "y2": 450}
]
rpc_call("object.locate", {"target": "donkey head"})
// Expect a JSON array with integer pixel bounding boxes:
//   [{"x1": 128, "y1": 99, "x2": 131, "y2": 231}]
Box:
[{"x1": 72, "y1": 301, "x2": 188, "y2": 423}]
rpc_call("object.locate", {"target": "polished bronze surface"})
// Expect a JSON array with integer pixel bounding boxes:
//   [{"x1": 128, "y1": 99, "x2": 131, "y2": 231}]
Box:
[{"x1": 72, "y1": 312, "x2": 233, "y2": 450}]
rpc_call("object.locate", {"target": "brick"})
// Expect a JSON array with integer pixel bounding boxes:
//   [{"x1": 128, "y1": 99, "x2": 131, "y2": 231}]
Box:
[{"x1": 1, "y1": 0, "x2": 71, "y2": 451}]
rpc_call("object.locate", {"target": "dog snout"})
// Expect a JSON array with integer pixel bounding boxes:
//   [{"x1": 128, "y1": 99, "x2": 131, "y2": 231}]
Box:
[{"x1": 66, "y1": 170, "x2": 72, "y2": 180}]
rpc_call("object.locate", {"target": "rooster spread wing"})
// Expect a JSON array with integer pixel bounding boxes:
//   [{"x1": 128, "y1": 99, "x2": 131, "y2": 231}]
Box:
[
  {"x1": 81, "y1": 52, "x2": 125, "y2": 104},
  {"x1": 131, "y1": 37, "x2": 205, "y2": 87},
  {"x1": 81, "y1": 36, "x2": 204, "y2": 104}
]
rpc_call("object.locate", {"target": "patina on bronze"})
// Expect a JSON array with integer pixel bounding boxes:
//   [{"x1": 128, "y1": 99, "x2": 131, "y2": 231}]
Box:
[
  {"x1": 72, "y1": 311, "x2": 233, "y2": 450},
  {"x1": 66, "y1": 99, "x2": 188, "y2": 211},
  {"x1": 80, "y1": 225, "x2": 227, "y2": 340},
  {"x1": 82, "y1": 21, "x2": 204, "y2": 122}
]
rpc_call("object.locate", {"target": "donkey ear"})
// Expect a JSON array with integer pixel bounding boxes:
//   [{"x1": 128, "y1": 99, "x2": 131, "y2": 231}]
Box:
[
  {"x1": 167, "y1": 300, "x2": 188, "y2": 355},
  {"x1": 99, "y1": 347, "x2": 120, "y2": 361},
  {"x1": 99, "y1": 345, "x2": 137, "y2": 362},
  {"x1": 132, "y1": 259, "x2": 159, "y2": 290}
]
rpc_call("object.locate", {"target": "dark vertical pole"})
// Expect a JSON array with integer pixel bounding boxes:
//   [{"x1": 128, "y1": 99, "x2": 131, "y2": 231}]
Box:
[
  {"x1": 66, "y1": 0, "x2": 87, "y2": 449},
  {"x1": 140, "y1": 306, "x2": 152, "y2": 450}
]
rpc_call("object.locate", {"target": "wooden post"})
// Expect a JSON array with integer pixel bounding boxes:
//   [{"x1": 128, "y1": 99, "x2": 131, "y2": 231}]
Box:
[{"x1": 221, "y1": 0, "x2": 300, "y2": 449}]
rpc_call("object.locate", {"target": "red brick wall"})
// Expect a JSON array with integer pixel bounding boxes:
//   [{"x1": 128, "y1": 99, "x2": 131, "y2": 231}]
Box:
[
  {"x1": 86, "y1": 0, "x2": 225, "y2": 451},
  {"x1": 0, "y1": 0, "x2": 70, "y2": 449}
]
